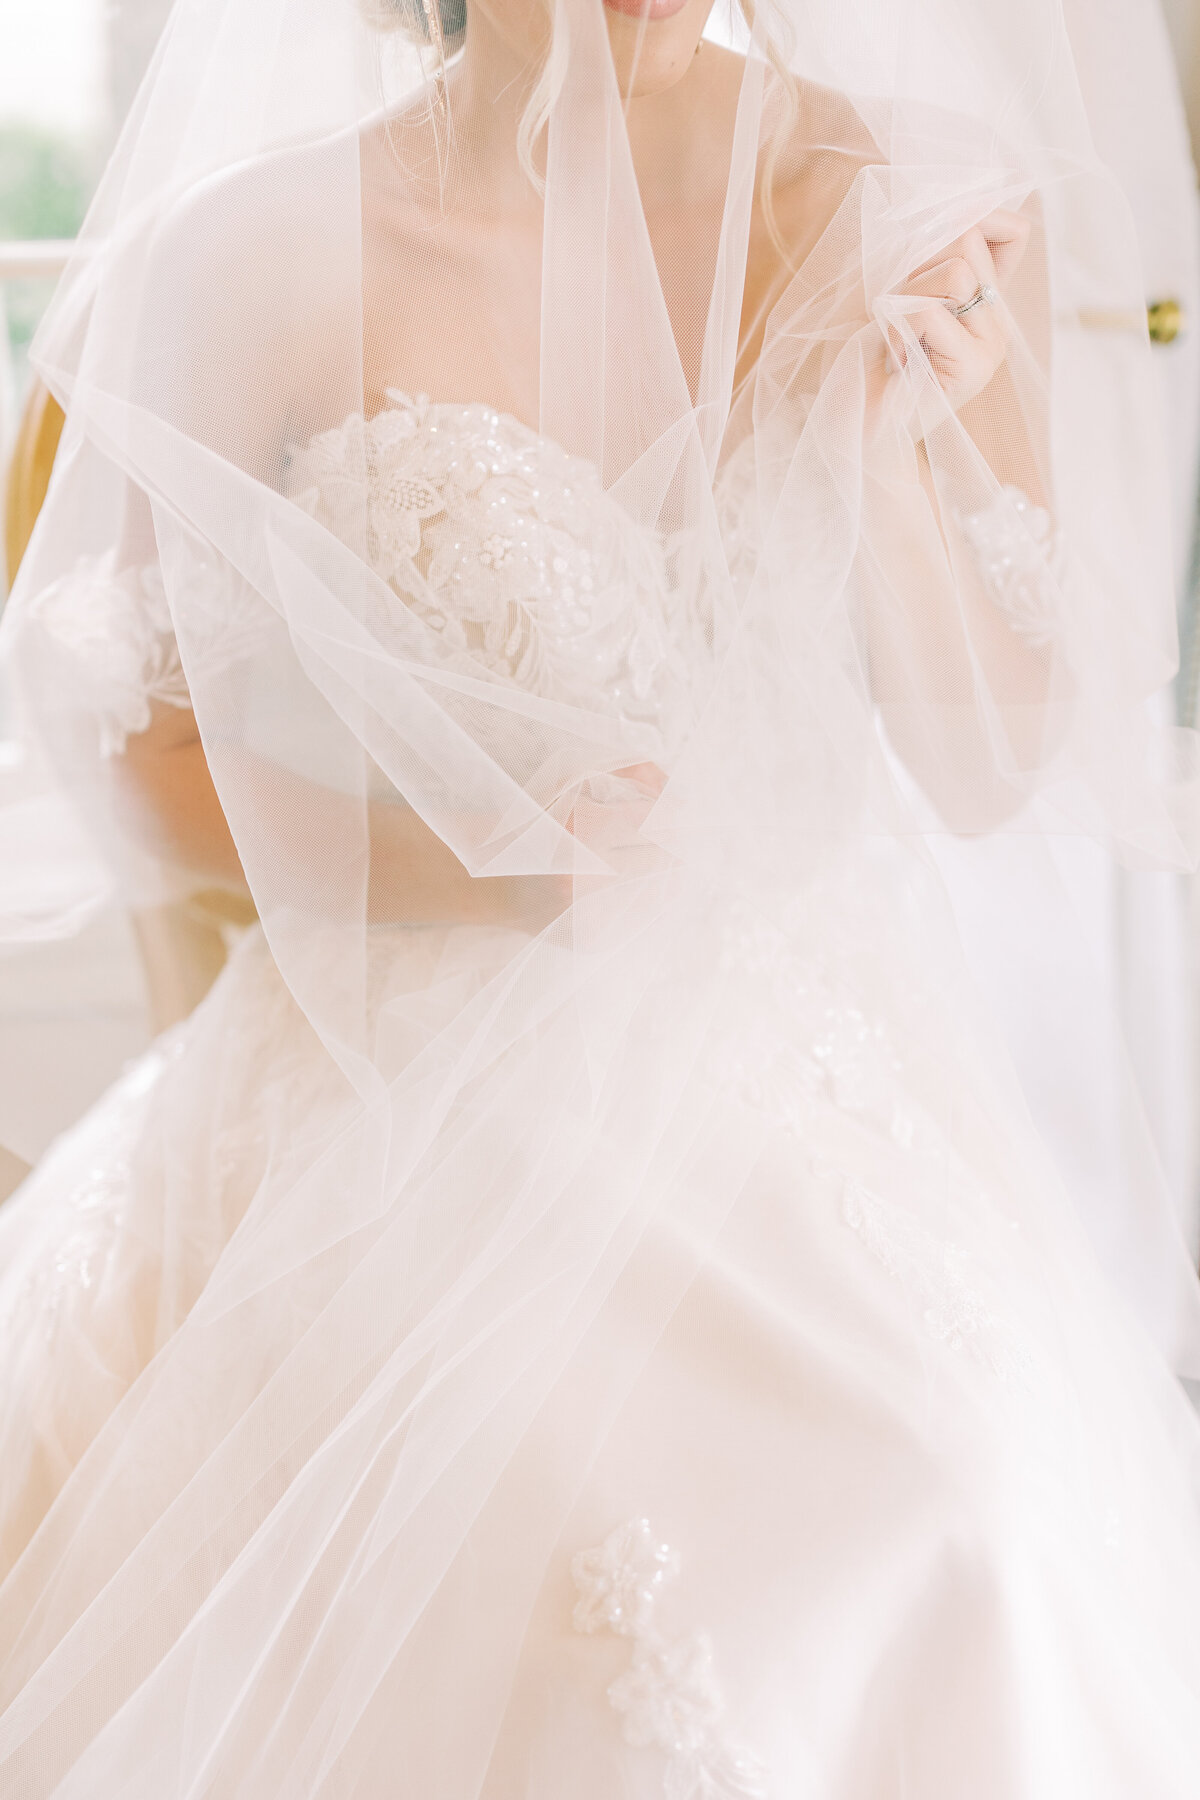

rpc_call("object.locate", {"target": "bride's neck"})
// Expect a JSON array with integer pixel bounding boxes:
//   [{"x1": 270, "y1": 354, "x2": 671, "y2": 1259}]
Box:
[
  {"x1": 445, "y1": 16, "x2": 547, "y2": 213},
  {"x1": 446, "y1": 15, "x2": 729, "y2": 217}
]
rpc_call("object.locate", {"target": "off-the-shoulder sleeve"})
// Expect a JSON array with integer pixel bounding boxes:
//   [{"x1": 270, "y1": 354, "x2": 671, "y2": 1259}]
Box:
[{"x1": 23, "y1": 553, "x2": 191, "y2": 756}]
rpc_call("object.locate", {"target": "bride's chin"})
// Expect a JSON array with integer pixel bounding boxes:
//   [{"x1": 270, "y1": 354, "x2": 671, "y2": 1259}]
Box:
[{"x1": 603, "y1": 0, "x2": 714, "y2": 96}]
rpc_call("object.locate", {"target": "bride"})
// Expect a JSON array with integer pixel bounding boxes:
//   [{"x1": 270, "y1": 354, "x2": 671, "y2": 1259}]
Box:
[{"x1": 3, "y1": 0, "x2": 1200, "y2": 1791}]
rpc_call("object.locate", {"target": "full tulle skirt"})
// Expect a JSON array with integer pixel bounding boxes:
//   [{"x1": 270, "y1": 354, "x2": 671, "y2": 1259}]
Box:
[{"x1": 3, "y1": 903, "x2": 1200, "y2": 1798}]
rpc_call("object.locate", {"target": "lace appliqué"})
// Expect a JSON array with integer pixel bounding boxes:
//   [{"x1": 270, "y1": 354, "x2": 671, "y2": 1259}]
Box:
[
  {"x1": 10, "y1": 1040, "x2": 177, "y2": 1330},
  {"x1": 27, "y1": 557, "x2": 190, "y2": 755},
  {"x1": 571, "y1": 1519, "x2": 767, "y2": 1800},
  {"x1": 842, "y1": 1179, "x2": 1032, "y2": 1387},
  {"x1": 958, "y1": 485, "x2": 1065, "y2": 649},
  {"x1": 284, "y1": 391, "x2": 698, "y2": 738},
  {"x1": 711, "y1": 892, "x2": 912, "y2": 1148}
]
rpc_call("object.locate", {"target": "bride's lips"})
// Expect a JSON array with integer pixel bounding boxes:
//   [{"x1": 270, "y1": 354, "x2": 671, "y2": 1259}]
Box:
[{"x1": 603, "y1": 0, "x2": 693, "y2": 19}]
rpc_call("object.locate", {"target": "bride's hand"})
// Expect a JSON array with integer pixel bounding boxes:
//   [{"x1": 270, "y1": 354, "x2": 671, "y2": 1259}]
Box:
[
  {"x1": 372, "y1": 763, "x2": 668, "y2": 929},
  {"x1": 890, "y1": 208, "x2": 1031, "y2": 411},
  {"x1": 564, "y1": 761, "x2": 667, "y2": 854}
]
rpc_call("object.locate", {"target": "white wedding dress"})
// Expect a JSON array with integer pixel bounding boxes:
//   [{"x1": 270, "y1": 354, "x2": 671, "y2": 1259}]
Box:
[{"x1": 4, "y1": 391, "x2": 1200, "y2": 1798}]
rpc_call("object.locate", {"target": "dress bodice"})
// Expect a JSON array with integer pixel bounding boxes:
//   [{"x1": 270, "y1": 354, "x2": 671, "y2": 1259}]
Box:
[
  {"x1": 284, "y1": 392, "x2": 704, "y2": 736},
  {"x1": 23, "y1": 390, "x2": 1049, "y2": 762},
  {"x1": 26, "y1": 393, "x2": 721, "y2": 760}
]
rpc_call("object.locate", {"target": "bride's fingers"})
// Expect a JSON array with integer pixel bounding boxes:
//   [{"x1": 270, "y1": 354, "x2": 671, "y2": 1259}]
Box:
[
  {"x1": 976, "y1": 207, "x2": 1030, "y2": 286},
  {"x1": 913, "y1": 296, "x2": 1000, "y2": 369},
  {"x1": 886, "y1": 216, "x2": 1020, "y2": 401},
  {"x1": 912, "y1": 302, "x2": 974, "y2": 370},
  {"x1": 956, "y1": 225, "x2": 999, "y2": 293},
  {"x1": 905, "y1": 253, "x2": 986, "y2": 316},
  {"x1": 614, "y1": 761, "x2": 667, "y2": 796},
  {"x1": 906, "y1": 207, "x2": 1028, "y2": 292},
  {"x1": 907, "y1": 252, "x2": 1007, "y2": 351},
  {"x1": 907, "y1": 282, "x2": 1007, "y2": 405}
]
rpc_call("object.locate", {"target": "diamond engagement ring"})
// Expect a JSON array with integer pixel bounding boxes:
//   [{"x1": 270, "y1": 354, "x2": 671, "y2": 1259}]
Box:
[{"x1": 952, "y1": 283, "x2": 999, "y2": 318}]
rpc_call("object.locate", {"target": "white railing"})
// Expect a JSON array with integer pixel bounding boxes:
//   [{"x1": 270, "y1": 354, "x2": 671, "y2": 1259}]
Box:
[{"x1": 0, "y1": 239, "x2": 74, "y2": 283}]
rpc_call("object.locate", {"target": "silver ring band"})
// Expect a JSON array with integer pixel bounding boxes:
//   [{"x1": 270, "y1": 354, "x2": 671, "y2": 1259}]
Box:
[{"x1": 953, "y1": 283, "x2": 998, "y2": 319}]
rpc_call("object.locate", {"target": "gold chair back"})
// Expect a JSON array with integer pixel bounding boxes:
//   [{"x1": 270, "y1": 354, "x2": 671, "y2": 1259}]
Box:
[{"x1": 4, "y1": 377, "x2": 65, "y2": 587}]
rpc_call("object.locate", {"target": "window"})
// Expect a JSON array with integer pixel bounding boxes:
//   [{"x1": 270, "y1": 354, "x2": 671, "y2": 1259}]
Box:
[{"x1": 0, "y1": 0, "x2": 171, "y2": 469}]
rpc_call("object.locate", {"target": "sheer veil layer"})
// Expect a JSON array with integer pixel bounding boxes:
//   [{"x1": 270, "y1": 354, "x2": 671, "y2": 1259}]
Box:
[{"x1": 2, "y1": 0, "x2": 1200, "y2": 1792}]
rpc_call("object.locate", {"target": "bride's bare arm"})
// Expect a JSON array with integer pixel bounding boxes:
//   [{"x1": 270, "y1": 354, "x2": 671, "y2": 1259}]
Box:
[
  {"x1": 861, "y1": 205, "x2": 1065, "y2": 828},
  {"x1": 116, "y1": 703, "x2": 568, "y2": 928},
  {"x1": 759, "y1": 124, "x2": 1058, "y2": 829}
]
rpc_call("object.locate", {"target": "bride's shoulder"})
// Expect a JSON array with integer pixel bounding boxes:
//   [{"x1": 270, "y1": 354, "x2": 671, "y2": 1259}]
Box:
[
  {"x1": 132, "y1": 126, "x2": 369, "y2": 469},
  {"x1": 147, "y1": 125, "x2": 360, "y2": 274},
  {"x1": 762, "y1": 79, "x2": 881, "y2": 243}
]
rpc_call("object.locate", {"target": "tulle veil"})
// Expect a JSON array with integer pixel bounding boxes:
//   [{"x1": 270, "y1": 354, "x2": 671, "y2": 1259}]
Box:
[{"x1": 1, "y1": 0, "x2": 1200, "y2": 1789}]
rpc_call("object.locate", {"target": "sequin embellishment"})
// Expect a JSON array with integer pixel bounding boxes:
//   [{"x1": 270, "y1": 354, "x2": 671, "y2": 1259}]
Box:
[
  {"x1": 285, "y1": 391, "x2": 699, "y2": 738},
  {"x1": 571, "y1": 1519, "x2": 767, "y2": 1800},
  {"x1": 958, "y1": 484, "x2": 1065, "y2": 648}
]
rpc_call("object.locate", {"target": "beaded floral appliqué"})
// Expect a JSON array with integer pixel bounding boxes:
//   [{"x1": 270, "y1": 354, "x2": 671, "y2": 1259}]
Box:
[
  {"x1": 27, "y1": 396, "x2": 713, "y2": 760},
  {"x1": 958, "y1": 484, "x2": 1066, "y2": 648},
  {"x1": 710, "y1": 891, "x2": 909, "y2": 1147},
  {"x1": 284, "y1": 391, "x2": 698, "y2": 736},
  {"x1": 571, "y1": 1519, "x2": 767, "y2": 1800}
]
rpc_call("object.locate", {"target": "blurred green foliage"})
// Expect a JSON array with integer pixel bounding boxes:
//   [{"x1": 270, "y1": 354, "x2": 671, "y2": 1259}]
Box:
[
  {"x1": 0, "y1": 124, "x2": 90, "y2": 241},
  {"x1": 0, "y1": 124, "x2": 92, "y2": 396}
]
